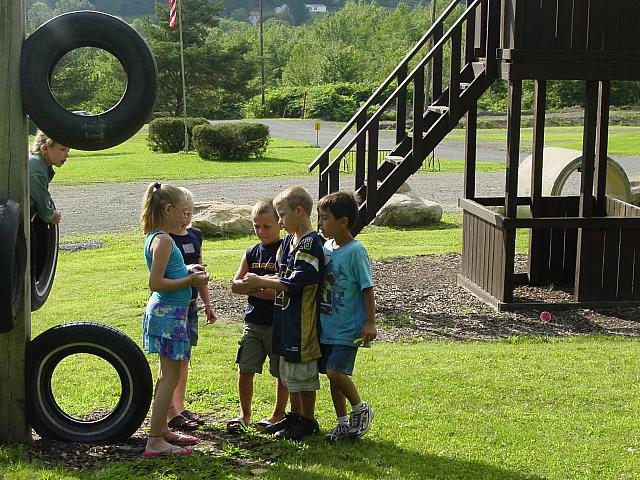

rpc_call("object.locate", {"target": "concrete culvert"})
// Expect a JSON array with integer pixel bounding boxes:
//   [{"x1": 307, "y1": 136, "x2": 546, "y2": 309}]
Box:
[{"x1": 516, "y1": 147, "x2": 632, "y2": 217}]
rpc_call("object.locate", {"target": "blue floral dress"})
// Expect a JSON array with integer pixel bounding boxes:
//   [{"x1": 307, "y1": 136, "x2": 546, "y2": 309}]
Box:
[{"x1": 142, "y1": 231, "x2": 192, "y2": 360}]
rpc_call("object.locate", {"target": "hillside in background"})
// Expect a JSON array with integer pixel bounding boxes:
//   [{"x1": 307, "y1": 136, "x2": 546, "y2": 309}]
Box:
[{"x1": 27, "y1": 0, "x2": 431, "y2": 19}]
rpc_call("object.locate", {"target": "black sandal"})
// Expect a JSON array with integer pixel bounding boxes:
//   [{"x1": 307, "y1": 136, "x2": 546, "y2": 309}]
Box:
[
  {"x1": 168, "y1": 414, "x2": 198, "y2": 431},
  {"x1": 181, "y1": 409, "x2": 205, "y2": 425}
]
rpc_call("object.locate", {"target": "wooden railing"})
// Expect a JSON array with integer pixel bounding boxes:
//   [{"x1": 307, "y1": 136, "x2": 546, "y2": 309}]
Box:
[{"x1": 308, "y1": 0, "x2": 500, "y2": 226}]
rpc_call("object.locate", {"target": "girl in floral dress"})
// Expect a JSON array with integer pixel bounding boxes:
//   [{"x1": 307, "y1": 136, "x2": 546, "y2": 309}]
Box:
[{"x1": 139, "y1": 181, "x2": 209, "y2": 457}]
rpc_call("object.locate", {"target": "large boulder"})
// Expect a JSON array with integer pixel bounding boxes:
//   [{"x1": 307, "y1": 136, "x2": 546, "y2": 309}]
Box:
[
  {"x1": 372, "y1": 191, "x2": 443, "y2": 227},
  {"x1": 192, "y1": 201, "x2": 253, "y2": 237}
]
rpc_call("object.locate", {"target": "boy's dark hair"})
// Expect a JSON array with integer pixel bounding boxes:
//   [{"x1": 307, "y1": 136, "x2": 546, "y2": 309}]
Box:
[{"x1": 318, "y1": 191, "x2": 359, "y2": 229}]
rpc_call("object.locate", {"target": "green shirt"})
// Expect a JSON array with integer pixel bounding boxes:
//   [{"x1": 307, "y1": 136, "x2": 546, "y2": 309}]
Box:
[{"x1": 29, "y1": 153, "x2": 56, "y2": 223}]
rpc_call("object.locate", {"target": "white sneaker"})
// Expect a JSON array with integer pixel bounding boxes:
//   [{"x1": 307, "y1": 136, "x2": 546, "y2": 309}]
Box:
[
  {"x1": 348, "y1": 402, "x2": 373, "y2": 438},
  {"x1": 324, "y1": 422, "x2": 350, "y2": 443}
]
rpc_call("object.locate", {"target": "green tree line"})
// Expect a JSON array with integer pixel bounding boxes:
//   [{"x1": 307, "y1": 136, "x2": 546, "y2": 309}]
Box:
[{"x1": 27, "y1": 0, "x2": 640, "y2": 121}]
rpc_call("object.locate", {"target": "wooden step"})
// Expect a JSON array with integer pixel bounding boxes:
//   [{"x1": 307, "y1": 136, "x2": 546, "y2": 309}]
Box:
[
  {"x1": 384, "y1": 155, "x2": 404, "y2": 165},
  {"x1": 427, "y1": 105, "x2": 449, "y2": 114}
]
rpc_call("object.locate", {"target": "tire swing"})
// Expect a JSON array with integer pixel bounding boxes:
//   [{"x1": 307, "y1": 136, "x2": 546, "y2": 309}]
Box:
[
  {"x1": 30, "y1": 210, "x2": 59, "y2": 312},
  {"x1": 0, "y1": 199, "x2": 27, "y2": 333},
  {"x1": 21, "y1": 10, "x2": 158, "y2": 150},
  {"x1": 27, "y1": 322, "x2": 153, "y2": 443}
]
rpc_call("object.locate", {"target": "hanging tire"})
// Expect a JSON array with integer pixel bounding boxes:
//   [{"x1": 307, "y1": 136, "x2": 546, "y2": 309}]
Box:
[
  {"x1": 21, "y1": 11, "x2": 158, "y2": 151},
  {"x1": 30, "y1": 213, "x2": 59, "y2": 312},
  {"x1": 0, "y1": 199, "x2": 27, "y2": 333},
  {"x1": 27, "y1": 322, "x2": 153, "y2": 443}
]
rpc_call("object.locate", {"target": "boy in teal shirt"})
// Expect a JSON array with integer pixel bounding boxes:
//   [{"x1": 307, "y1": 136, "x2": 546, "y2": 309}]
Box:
[{"x1": 317, "y1": 191, "x2": 377, "y2": 442}]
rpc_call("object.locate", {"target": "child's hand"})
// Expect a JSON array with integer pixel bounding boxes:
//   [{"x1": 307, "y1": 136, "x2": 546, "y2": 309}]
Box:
[
  {"x1": 190, "y1": 271, "x2": 209, "y2": 287},
  {"x1": 241, "y1": 273, "x2": 262, "y2": 289},
  {"x1": 187, "y1": 263, "x2": 207, "y2": 274},
  {"x1": 204, "y1": 305, "x2": 217, "y2": 324},
  {"x1": 361, "y1": 322, "x2": 377, "y2": 343}
]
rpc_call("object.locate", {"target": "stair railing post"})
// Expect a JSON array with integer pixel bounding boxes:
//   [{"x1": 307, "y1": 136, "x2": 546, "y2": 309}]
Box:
[
  {"x1": 355, "y1": 114, "x2": 366, "y2": 191},
  {"x1": 412, "y1": 65, "x2": 426, "y2": 170},
  {"x1": 318, "y1": 152, "x2": 329, "y2": 199},
  {"x1": 432, "y1": 20, "x2": 443, "y2": 100},
  {"x1": 465, "y1": 4, "x2": 477, "y2": 65},
  {"x1": 396, "y1": 63, "x2": 408, "y2": 145},
  {"x1": 366, "y1": 121, "x2": 379, "y2": 223},
  {"x1": 449, "y1": 28, "x2": 462, "y2": 123},
  {"x1": 484, "y1": 0, "x2": 500, "y2": 79},
  {"x1": 329, "y1": 161, "x2": 340, "y2": 194}
]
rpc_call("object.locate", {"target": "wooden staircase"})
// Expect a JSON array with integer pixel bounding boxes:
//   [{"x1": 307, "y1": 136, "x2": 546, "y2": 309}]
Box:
[{"x1": 308, "y1": 0, "x2": 501, "y2": 234}]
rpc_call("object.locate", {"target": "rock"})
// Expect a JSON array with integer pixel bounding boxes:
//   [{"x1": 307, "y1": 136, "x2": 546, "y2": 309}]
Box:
[
  {"x1": 372, "y1": 193, "x2": 442, "y2": 227},
  {"x1": 396, "y1": 182, "x2": 411, "y2": 194},
  {"x1": 192, "y1": 201, "x2": 253, "y2": 237}
]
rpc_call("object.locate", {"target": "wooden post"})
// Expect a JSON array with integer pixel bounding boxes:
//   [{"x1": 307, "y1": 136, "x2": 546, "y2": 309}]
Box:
[{"x1": 0, "y1": 0, "x2": 31, "y2": 443}]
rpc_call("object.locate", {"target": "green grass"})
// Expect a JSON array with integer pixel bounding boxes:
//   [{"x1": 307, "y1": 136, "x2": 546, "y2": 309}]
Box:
[
  {"x1": 53, "y1": 132, "x2": 504, "y2": 185},
  {"x1": 445, "y1": 126, "x2": 640, "y2": 156},
  {"x1": 5, "y1": 222, "x2": 634, "y2": 479}
]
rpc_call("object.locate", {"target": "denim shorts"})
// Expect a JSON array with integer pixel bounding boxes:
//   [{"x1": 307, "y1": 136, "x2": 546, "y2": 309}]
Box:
[{"x1": 318, "y1": 343, "x2": 358, "y2": 376}]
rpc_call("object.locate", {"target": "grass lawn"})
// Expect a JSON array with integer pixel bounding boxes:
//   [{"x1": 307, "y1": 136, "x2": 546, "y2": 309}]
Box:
[
  {"x1": 54, "y1": 132, "x2": 504, "y2": 185},
  {"x1": 2, "y1": 221, "x2": 638, "y2": 479},
  {"x1": 445, "y1": 126, "x2": 640, "y2": 156}
]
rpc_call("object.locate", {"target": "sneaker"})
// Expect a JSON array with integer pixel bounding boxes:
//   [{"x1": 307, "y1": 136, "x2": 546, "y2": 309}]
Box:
[
  {"x1": 324, "y1": 422, "x2": 350, "y2": 443},
  {"x1": 348, "y1": 402, "x2": 374, "y2": 438},
  {"x1": 275, "y1": 416, "x2": 319, "y2": 441},
  {"x1": 263, "y1": 412, "x2": 300, "y2": 435}
]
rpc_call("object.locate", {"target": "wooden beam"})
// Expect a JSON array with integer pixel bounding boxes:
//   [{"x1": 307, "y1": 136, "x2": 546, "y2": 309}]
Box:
[
  {"x1": 530, "y1": 80, "x2": 546, "y2": 211},
  {"x1": 0, "y1": 0, "x2": 31, "y2": 443},
  {"x1": 505, "y1": 79, "x2": 522, "y2": 218},
  {"x1": 463, "y1": 103, "x2": 477, "y2": 200},
  {"x1": 594, "y1": 81, "x2": 610, "y2": 215},
  {"x1": 579, "y1": 81, "x2": 599, "y2": 217}
]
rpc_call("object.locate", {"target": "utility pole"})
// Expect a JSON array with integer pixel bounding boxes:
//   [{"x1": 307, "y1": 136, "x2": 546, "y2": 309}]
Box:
[
  {"x1": 0, "y1": 0, "x2": 31, "y2": 443},
  {"x1": 259, "y1": 0, "x2": 266, "y2": 116}
]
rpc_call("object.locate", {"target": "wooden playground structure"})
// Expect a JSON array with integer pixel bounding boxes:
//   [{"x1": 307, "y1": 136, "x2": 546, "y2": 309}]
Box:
[{"x1": 310, "y1": 0, "x2": 640, "y2": 311}]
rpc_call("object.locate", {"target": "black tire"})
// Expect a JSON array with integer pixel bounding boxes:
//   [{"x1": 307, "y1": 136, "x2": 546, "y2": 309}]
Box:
[
  {"x1": 30, "y1": 213, "x2": 59, "y2": 312},
  {"x1": 0, "y1": 199, "x2": 27, "y2": 333},
  {"x1": 27, "y1": 322, "x2": 153, "y2": 443},
  {"x1": 21, "y1": 11, "x2": 158, "y2": 151}
]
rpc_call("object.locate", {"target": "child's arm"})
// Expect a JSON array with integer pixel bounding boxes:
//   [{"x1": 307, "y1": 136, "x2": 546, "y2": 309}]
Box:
[
  {"x1": 198, "y1": 283, "x2": 217, "y2": 324},
  {"x1": 241, "y1": 272, "x2": 288, "y2": 292},
  {"x1": 149, "y1": 235, "x2": 208, "y2": 291},
  {"x1": 231, "y1": 254, "x2": 255, "y2": 294},
  {"x1": 361, "y1": 287, "x2": 377, "y2": 342},
  {"x1": 30, "y1": 172, "x2": 58, "y2": 223}
]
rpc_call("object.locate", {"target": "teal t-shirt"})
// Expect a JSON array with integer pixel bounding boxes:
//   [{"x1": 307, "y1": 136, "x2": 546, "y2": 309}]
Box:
[
  {"x1": 319, "y1": 239, "x2": 373, "y2": 346},
  {"x1": 144, "y1": 231, "x2": 191, "y2": 306}
]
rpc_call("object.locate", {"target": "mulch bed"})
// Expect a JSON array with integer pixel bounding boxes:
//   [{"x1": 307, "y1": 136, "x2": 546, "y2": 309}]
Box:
[{"x1": 22, "y1": 253, "x2": 640, "y2": 471}]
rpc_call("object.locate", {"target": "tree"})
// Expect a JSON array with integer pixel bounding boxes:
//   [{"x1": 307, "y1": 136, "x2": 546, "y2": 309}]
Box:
[
  {"x1": 286, "y1": 0, "x2": 310, "y2": 25},
  {"x1": 136, "y1": 0, "x2": 257, "y2": 117}
]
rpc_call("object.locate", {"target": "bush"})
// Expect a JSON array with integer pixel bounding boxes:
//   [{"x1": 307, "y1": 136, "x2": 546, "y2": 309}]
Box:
[
  {"x1": 147, "y1": 117, "x2": 209, "y2": 153},
  {"x1": 192, "y1": 122, "x2": 270, "y2": 161}
]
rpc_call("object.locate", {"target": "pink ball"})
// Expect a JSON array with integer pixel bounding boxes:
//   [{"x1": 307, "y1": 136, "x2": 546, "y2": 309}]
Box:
[{"x1": 540, "y1": 311, "x2": 552, "y2": 322}]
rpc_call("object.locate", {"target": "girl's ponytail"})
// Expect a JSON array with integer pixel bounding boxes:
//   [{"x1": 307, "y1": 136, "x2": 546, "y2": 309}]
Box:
[{"x1": 140, "y1": 182, "x2": 185, "y2": 234}]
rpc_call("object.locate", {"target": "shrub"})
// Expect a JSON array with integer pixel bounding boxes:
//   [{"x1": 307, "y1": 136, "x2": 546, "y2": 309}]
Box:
[
  {"x1": 147, "y1": 117, "x2": 209, "y2": 153},
  {"x1": 192, "y1": 122, "x2": 270, "y2": 161}
]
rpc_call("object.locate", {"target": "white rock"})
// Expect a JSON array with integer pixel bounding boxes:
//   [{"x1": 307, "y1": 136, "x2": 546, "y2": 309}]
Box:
[
  {"x1": 372, "y1": 193, "x2": 442, "y2": 227},
  {"x1": 192, "y1": 201, "x2": 253, "y2": 237}
]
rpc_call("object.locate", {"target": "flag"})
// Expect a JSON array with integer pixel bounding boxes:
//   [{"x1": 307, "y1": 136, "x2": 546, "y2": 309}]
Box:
[{"x1": 168, "y1": 0, "x2": 177, "y2": 28}]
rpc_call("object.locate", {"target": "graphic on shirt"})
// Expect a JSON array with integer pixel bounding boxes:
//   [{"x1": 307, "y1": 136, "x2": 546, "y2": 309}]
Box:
[
  {"x1": 320, "y1": 257, "x2": 348, "y2": 316},
  {"x1": 182, "y1": 243, "x2": 195, "y2": 254},
  {"x1": 274, "y1": 290, "x2": 290, "y2": 310}
]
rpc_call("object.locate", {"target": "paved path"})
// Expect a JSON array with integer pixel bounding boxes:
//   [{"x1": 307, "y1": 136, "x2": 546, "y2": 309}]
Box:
[
  {"x1": 52, "y1": 172, "x2": 506, "y2": 237},
  {"x1": 53, "y1": 119, "x2": 640, "y2": 238}
]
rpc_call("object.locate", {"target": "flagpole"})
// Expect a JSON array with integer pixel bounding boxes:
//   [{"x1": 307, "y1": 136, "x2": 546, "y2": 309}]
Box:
[{"x1": 177, "y1": 0, "x2": 188, "y2": 151}]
